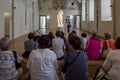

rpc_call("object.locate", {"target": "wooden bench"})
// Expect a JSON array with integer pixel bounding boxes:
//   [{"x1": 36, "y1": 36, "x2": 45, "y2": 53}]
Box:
[{"x1": 88, "y1": 59, "x2": 104, "y2": 78}]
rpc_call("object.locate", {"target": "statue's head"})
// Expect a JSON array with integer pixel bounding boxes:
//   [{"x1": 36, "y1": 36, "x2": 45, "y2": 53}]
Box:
[{"x1": 59, "y1": 10, "x2": 63, "y2": 15}]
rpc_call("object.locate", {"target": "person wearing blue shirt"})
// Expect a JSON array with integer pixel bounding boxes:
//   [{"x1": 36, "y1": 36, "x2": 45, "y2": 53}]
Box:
[
  {"x1": 66, "y1": 16, "x2": 71, "y2": 33},
  {"x1": 62, "y1": 36, "x2": 88, "y2": 80}
]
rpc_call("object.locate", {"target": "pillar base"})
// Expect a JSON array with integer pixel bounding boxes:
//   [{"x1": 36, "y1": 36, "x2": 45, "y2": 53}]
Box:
[{"x1": 57, "y1": 27, "x2": 64, "y2": 32}]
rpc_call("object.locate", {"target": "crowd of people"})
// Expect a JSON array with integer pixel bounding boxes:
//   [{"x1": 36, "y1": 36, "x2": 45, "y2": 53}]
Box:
[{"x1": 0, "y1": 29, "x2": 120, "y2": 80}]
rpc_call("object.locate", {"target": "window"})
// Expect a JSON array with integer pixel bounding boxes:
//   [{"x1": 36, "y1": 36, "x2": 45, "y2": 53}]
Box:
[
  {"x1": 82, "y1": 0, "x2": 86, "y2": 21},
  {"x1": 101, "y1": 0, "x2": 112, "y2": 21},
  {"x1": 88, "y1": 0, "x2": 94, "y2": 21}
]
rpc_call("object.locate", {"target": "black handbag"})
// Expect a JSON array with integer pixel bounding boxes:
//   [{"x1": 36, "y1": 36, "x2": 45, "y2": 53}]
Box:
[
  {"x1": 61, "y1": 62, "x2": 68, "y2": 73},
  {"x1": 93, "y1": 67, "x2": 110, "y2": 80},
  {"x1": 22, "y1": 51, "x2": 31, "y2": 58},
  {"x1": 61, "y1": 52, "x2": 80, "y2": 73},
  {"x1": 13, "y1": 51, "x2": 22, "y2": 70}
]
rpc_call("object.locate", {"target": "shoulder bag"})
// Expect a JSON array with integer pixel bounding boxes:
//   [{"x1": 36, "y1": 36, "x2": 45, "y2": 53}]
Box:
[
  {"x1": 93, "y1": 67, "x2": 110, "y2": 80},
  {"x1": 61, "y1": 52, "x2": 80, "y2": 73},
  {"x1": 102, "y1": 40, "x2": 112, "y2": 58}
]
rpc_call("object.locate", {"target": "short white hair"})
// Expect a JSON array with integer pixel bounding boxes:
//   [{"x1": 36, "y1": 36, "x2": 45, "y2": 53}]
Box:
[{"x1": 0, "y1": 37, "x2": 10, "y2": 50}]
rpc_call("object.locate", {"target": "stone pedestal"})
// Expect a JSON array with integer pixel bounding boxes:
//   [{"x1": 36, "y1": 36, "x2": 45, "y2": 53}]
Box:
[{"x1": 57, "y1": 27, "x2": 64, "y2": 32}]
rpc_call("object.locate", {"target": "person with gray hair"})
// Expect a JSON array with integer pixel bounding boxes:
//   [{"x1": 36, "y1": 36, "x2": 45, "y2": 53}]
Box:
[
  {"x1": 0, "y1": 37, "x2": 18, "y2": 79},
  {"x1": 102, "y1": 32, "x2": 116, "y2": 58},
  {"x1": 0, "y1": 37, "x2": 10, "y2": 50}
]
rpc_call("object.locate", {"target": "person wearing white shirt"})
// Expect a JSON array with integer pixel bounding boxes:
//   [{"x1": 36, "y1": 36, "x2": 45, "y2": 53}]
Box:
[
  {"x1": 102, "y1": 37, "x2": 120, "y2": 80},
  {"x1": 80, "y1": 33, "x2": 88, "y2": 50},
  {"x1": 27, "y1": 35, "x2": 58, "y2": 80}
]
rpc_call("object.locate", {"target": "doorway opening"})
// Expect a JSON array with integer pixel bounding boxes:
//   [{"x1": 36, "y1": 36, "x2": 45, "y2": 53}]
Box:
[
  {"x1": 73, "y1": 15, "x2": 81, "y2": 29},
  {"x1": 39, "y1": 15, "x2": 47, "y2": 29},
  {"x1": 4, "y1": 12, "x2": 10, "y2": 38}
]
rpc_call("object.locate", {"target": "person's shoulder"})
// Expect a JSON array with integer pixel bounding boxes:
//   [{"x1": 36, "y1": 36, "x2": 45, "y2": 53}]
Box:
[
  {"x1": 65, "y1": 51, "x2": 72, "y2": 56},
  {"x1": 4, "y1": 50, "x2": 13, "y2": 54},
  {"x1": 0, "y1": 51, "x2": 14, "y2": 57},
  {"x1": 52, "y1": 37, "x2": 56, "y2": 40},
  {"x1": 107, "y1": 50, "x2": 117, "y2": 58},
  {"x1": 30, "y1": 50, "x2": 38, "y2": 55},
  {"x1": 45, "y1": 49, "x2": 57, "y2": 58},
  {"x1": 79, "y1": 51, "x2": 87, "y2": 56},
  {"x1": 48, "y1": 49, "x2": 55, "y2": 53},
  {"x1": 82, "y1": 38, "x2": 87, "y2": 41},
  {"x1": 80, "y1": 50, "x2": 86, "y2": 54},
  {"x1": 110, "y1": 39, "x2": 115, "y2": 42}
]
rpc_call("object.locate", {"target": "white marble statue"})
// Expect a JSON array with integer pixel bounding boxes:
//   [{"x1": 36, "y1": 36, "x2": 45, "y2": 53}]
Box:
[{"x1": 57, "y1": 10, "x2": 63, "y2": 27}]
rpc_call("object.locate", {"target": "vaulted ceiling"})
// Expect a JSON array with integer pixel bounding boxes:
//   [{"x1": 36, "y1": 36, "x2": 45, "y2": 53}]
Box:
[
  {"x1": 38, "y1": 0, "x2": 82, "y2": 11},
  {"x1": 22, "y1": 0, "x2": 82, "y2": 11}
]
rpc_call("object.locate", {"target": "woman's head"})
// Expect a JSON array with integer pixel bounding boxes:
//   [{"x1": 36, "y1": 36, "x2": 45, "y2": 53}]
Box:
[
  {"x1": 55, "y1": 30, "x2": 61, "y2": 37},
  {"x1": 48, "y1": 31, "x2": 54, "y2": 39},
  {"x1": 68, "y1": 36, "x2": 80, "y2": 50},
  {"x1": 60, "y1": 31, "x2": 64, "y2": 38},
  {"x1": 28, "y1": 32, "x2": 34, "y2": 39},
  {"x1": 81, "y1": 33, "x2": 87, "y2": 38},
  {"x1": 115, "y1": 37, "x2": 120, "y2": 49},
  {"x1": 38, "y1": 35, "x2": 51, "y2": 48},
  {"x1": 71, "y1": 30, "x2": 76, "y2": 35},
  {"x1": 91, "y1": 32, "x2": 98, "y2": 39},
  {"x1": 0, "y1": 37, "x2": 10, "y2": 50},
  {"x1": 104, "y1": 32, "x2": 111, "y2": 39},
  {"x1": 68, "y1": 31, "x2": 77, "y2": 40}
]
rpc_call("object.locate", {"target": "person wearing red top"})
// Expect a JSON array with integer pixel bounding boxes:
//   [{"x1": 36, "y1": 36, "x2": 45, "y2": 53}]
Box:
[{"x1": 102, "y1": 32, "x2": 116, "y2": 58}]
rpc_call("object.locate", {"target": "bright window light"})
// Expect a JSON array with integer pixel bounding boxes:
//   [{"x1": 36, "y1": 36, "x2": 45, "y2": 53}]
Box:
[{"x1": 47, "y1": 15, "x2": 50, "y2": 19}]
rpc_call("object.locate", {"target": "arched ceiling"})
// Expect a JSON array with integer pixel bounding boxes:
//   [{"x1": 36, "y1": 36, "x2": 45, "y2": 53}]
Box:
[
  {"x1": 38, "y1": 0, "x2": 82, "y2": 11},
  {"x1": 22, "y1": 0, "x2": 83, "y2": 11}
]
